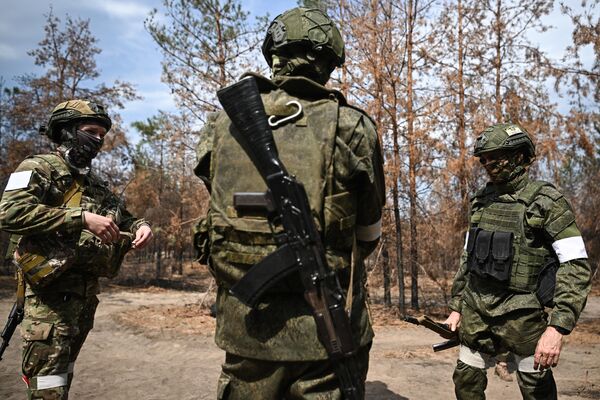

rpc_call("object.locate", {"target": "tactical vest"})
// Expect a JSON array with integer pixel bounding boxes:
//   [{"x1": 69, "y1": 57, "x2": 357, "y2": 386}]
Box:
[
  {"x1": 466, "y1": 180, "x2": 557, "y2": 293},
  {"x1": 14, "y1": 154, "x2": 131, "y2": 287},
  {"x1": 207, "y1": 80, "x2": 354, "y2": 290},
  {"x1": 11, "y1": 154, "x2": 81, "y2": 287}
]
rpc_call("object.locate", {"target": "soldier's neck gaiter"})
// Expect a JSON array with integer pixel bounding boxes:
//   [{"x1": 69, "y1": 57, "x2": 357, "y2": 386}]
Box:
[
  {"x1": 67, "y1": 130, "x2": 104, "y2": 168},
  {"x1": 272, "y1": 53, "x2": 332, "y2": 85}
]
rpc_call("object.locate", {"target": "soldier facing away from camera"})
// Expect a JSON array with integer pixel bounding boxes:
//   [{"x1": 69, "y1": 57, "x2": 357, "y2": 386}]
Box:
[
  {"x1": 0, "y1": 100, "x2": 152, "y2": 399},
  {"x1": 193, "y1": 7, "x2": 385, "y2": 400},
  {"x1": 444, "y1": 123, "x2": 593, "y2": 400}
]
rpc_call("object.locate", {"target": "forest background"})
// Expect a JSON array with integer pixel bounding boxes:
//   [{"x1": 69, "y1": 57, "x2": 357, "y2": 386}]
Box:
[{"x1": 1, "y1": 0, "x2": 598, "y2": 314}]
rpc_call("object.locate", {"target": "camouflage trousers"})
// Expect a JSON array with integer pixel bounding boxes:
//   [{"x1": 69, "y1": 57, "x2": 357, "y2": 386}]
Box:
[
  {"x1": 21, "y1": 292, "x2": 99, "y2": 400},
  {"x1": 217, "y1": 343, "x2": 371, "y2": 400},
  {"x1": 453, "y1": 303, "x2": 556, "y2": 400}
]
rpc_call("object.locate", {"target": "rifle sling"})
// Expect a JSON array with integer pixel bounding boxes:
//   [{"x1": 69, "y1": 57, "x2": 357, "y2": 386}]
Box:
[
  {"x1": 346, "y1": 235, "x2": 356, "y2": 315},
  {"x1": 230, "y1": 243, "x2": 298, "y2": 308},
  {"x1": 16, "y1": 269, "x2": 25, "y2": 310}
]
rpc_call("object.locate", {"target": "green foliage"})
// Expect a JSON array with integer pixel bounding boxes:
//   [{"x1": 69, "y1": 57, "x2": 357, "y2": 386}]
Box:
[
  {"x1": 0, "y1": 8, "x2": 138, "y2": 181},
  {"x1": 145, "y1": 0, "x2": 268, "y2": 122}
]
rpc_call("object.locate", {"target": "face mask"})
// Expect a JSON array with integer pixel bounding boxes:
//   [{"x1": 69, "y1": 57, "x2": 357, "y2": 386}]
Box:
[
  {"x1": 67, "y1": 129, "x2": 104, "y2": 167},
  {"x1": 480, "y1": 153, "x2": 525, "y2": 184}
]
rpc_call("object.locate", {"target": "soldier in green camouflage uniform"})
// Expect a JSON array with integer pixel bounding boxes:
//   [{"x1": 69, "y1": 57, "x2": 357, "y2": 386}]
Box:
[
  {"x1": 0, "y1": 100, "x2": 153, "y2": 399},
  {"x1": 194, "y1": 7, "x2": 385, "y2": 399},
  {"x1": 444, "y1": 123, "x2": 593, "y2": 400}
]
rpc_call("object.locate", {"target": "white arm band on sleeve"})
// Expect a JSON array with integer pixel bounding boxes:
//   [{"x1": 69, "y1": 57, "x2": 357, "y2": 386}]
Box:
[
  {"x1": 356, "y1": 219, "x2": 382, "y2": 242},
  {"x1": 552, "y1": 236, "x2": 588, "y2": 263}
]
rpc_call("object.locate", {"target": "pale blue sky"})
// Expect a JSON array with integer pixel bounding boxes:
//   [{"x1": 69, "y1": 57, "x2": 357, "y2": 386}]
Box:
[
  {"x1": 0, "y1": 0, "x2": 297, "y2": 136},
  {"x1": 0, "y1": 1, "x2": 594, "y2": 141}
]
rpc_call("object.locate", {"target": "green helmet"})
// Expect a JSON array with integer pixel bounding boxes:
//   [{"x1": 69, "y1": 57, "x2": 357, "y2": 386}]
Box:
[
  {"x1": 262, "y1": 7, "x2": 345, "y2": 68},
  {"x1": 473, "y1": 123, "x2": 535, "y2": 159},
  {"x1": 42, "y1": 100, "x2": 112, "y2": 144}
]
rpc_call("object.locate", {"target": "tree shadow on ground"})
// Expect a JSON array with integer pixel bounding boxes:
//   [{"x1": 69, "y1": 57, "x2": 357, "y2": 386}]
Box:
[{"x1": 366, "y1": 380, "x2": 408, "y2": 399}]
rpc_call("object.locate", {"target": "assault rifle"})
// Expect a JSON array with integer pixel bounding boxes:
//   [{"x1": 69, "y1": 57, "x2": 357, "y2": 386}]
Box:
[
  {"x1": 217, "y1": 76, "x2": 362, "y2": 400},
  {"x1": 1, "y1": 265, "x2": 25, "y2": 362},
  {"x1": 403, "y1": 315, "x2": 459, "y2": 352},
  {"x1": 0, "y1": 302, "x2": 24, "y2": 361}
]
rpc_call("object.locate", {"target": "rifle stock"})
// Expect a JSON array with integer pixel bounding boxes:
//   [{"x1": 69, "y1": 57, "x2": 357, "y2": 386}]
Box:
[
  {"x1": 404, "y1": 315, "x2": 459, "y2": 352},
  {"x1": 217, "y1": 77, "x2": 361, "y2": 400}
]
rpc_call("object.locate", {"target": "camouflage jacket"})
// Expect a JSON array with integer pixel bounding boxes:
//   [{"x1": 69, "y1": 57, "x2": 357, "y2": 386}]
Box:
[
  {"x1": 195, "y1": 73, "x2": 385, "y2": 361},
  {"x1": 449, "y1": 173, "x2": 593, "y2": 333},
  {"x1": 0, "y1": 152, "x2": 148, "y2": 297}
]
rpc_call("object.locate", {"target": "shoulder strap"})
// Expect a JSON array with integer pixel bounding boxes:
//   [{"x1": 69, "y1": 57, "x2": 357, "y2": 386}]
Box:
[
  {"x1": 518, "y1": 180, "x2": 553, "y2": 205},
  {"x1": 32, "y1": 153, "x2": 72, "y2": 180},
  {"x1": 31, "y1": 153, "x2": 83, "y2": 207},
  {"x1": 6, "y1": 154, "x2": 79, "y2": 260},
  {"x1": 63, "y1": 176, "x2": 84, "y2": 207}
]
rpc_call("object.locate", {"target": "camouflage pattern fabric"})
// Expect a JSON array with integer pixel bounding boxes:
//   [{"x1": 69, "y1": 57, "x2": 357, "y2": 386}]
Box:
[
  {"x1": 449, "y1": 173, "x2": 592, "y2": 331},
  {"x1": 0, "y1": 152, "x2": 147, "y2": 296},
  {"x1": 458, "y1": 302, "x2": 547, "y2": 358},
  {"x1": 448, "y1": 165, "x2": 592, "y2": 399},
  {"x1": 195, "y1": 73, "x2": 385, "y2": 363},
  {"x1": 453, "y1": 360, "x2": 557, "y2": 400},
  {"x1": 217, "y1": 344, "x2": 370, "y2": 400},
  {"x1": 20, "y1": 293, "x2": 98, "y2": 400},
  {"x1": 0, "y1": 151, "x2": 147, "y2": 397}
]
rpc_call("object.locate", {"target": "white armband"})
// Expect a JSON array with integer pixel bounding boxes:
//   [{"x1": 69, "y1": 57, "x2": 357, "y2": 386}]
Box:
[
  {"x1": 552, "y1": 236, "x2": 588, "y2": 263},
  {"x1": 356, "y1": 218, "x2": 382, "y2": 242}
]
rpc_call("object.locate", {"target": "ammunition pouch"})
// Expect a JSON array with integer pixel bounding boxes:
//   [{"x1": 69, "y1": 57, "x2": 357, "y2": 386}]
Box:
[
  {"x1": 16, "y1": 234, "x2": 78, "y2": 288},
  {"x1": 467, "y1": 227, "x2": 514, "y2": 283},
  {"x1": 16, "y1": 230, "x2": 132, "y2": 286},
  {"x1": 74, "y1": 230, "x2": 132, "y2": 278},
  {"x1": 536, "y1": 258, "x2": 559, "y2": 307}
]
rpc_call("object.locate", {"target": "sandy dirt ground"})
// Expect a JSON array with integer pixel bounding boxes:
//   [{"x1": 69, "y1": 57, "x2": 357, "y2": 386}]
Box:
[{"x1": 0, "y1": 278, "x2": 598, "y2": 400}]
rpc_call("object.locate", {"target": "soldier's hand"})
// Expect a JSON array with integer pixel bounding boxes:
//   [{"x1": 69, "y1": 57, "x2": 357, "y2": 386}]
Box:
[
  {"x1": 534, "y1": 326, "x2": 563, "y2": 370},
  {"x1": 444, "y1": 311, "x2": 461, "y2": 332},
  {"x1": 132, "y1": 225, "x2": 153, "y2": 249},
  {"x1": 83, "y1": 211, "x2": 120, "y2": 243}
]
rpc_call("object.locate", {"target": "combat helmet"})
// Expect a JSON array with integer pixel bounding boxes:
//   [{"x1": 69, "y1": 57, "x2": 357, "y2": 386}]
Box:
[
  {"x1": 473, "y1": 123, "x2": 535, "y2": 159},
  {"x1": 262, "y1": 7, "x2": 345, "y2": 68},
  {"x1": 42, "y1": 100, "x2": 112, "y2": 144}
]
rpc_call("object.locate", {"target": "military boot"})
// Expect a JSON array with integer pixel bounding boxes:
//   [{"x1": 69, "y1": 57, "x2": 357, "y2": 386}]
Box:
[{"x1": 494, "y1": 361, "x2": 513, "y2": 382}]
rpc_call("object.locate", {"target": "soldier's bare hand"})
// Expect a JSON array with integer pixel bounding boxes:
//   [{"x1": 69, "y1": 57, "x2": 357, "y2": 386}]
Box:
[
  {"x1": 132, "y1": 225, "x2": 153, "y2": 249},
  {"x1": 534, "y1": 326, "x2": 563, "y2": 370},
  {"x1": 83, "y1": 211, "x2": 120, "y2": 243},
  {"x1": 444, "y1": 311, "x2": 461, "y2": 332}
]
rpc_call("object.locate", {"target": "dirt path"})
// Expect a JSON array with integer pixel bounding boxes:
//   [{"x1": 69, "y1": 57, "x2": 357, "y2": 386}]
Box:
[{"x1": 1, "y1": 286, "x2": 598, "y2": 399}]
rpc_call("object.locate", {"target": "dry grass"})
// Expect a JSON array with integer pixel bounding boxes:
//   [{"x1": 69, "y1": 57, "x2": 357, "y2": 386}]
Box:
[{"x1": 114, "y1": 302, "x2": 216, "y2": 338}]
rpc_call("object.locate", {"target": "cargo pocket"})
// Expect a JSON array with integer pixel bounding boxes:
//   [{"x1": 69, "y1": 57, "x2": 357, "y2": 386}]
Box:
[
  {"x1": 490, "y1": 231, "x2": 513, "y2": 282},
  {"x1": 324, "y1": 192, "x2": 356, "y2": 250},
  {"x1": 21, "y1": 321, "x2": 54, "y2": 378}
]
